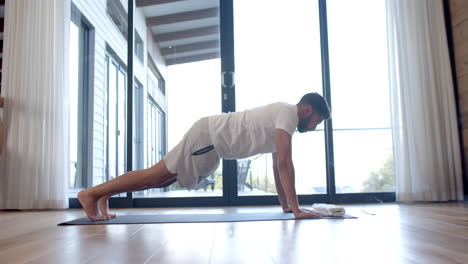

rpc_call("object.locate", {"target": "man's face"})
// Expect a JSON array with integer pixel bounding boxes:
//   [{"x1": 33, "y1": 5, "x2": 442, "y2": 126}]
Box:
[{"x1": 297, "y1": 111, "x2": 325, "y2": 133}]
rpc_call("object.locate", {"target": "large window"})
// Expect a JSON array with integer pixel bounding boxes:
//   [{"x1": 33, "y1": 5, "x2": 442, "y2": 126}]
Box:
[
  {"x1": 327, "y1": 0, "x2": 394, "y2": 193},
  {"x1": 133, "y1": 0, "x2": 223, "y2": 199},
  {"x1": 234, "y1": 0, "x2": 326, "y2": 196},
  {"x1": 69, "y1": 4, "x2": 90, "y2": 193},
  {"x1": 69, "y1": 0, "x2": 395, "y2": 207}
]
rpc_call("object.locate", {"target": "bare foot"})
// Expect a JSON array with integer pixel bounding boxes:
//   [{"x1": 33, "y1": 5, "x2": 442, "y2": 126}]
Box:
[
  {"x1": 98, "y1": 196, "x2": 116, "y2": 219},
  {"x1": 77, "y1": 190, "x2": 108, "y2": 221}
]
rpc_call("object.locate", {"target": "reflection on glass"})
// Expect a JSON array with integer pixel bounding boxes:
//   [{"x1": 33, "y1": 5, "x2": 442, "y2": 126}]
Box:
[
  {"x1": 327, "y1": 0, "x2": 394, "y2": 193},
  {"x1": 234, "y1": 0, "x2": 326, "y2": 196}
]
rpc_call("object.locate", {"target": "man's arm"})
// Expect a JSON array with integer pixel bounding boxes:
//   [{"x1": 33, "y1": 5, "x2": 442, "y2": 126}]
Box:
[
  {"x1": 274, "y1": 129, "x2": 325, "y2": 218},
  {"x1": 272, "y1": 152, "x2": 291, "y2": 213},
  {"x1": 274, "y1": 129, "x2": 300, "y2": 213}
]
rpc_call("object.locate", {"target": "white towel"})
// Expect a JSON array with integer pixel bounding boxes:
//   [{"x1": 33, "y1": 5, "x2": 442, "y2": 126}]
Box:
[{"x1": 312, "y1": 203, "x2": 345, "y2": 216}]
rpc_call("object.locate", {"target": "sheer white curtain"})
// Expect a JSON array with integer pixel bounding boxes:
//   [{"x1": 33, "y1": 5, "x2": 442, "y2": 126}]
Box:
[
  {"x1": 386, "y1": 0, "x2": 464, "y2": 201},
  {"x1": 0, "y1": 0, "x2": 70, "y2": 209}
]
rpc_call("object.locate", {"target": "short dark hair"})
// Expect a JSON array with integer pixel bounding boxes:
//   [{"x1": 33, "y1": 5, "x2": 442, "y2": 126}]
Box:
[{"x1": 298, "y1": 93, "x2": 331, "y2": 119}]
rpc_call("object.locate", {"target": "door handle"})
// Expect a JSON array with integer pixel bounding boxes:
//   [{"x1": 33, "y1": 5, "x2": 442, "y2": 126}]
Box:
[{"x1": 221, "y1": 71, "x2": 235, "y2": 89}]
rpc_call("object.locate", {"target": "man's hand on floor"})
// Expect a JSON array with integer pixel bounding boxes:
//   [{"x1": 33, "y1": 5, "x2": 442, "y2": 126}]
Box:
[{"x1": 293, "y1": 208, "x2": 327, "y2": 219}]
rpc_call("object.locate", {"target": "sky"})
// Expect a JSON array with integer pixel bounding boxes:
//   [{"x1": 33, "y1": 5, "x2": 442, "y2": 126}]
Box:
[{"x1": 165, "y1": 0, "x2": 393, "y2": 195}]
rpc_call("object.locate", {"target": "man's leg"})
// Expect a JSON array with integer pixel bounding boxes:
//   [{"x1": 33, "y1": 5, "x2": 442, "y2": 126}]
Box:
[
  {"x1": 97, "y1": 195, "x2": 117, "y2": 219},
  {"x1": 96, "y1": 174, "x2": 177, "y2": 219},
  {"x1": 78, "y1": 159, "x2": 176, "y2": 221}
]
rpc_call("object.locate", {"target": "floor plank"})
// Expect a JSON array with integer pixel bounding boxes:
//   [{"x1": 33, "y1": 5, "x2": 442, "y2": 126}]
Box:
[{"x1": 0, "y1": 203, "x2": 467, "y2": 264}]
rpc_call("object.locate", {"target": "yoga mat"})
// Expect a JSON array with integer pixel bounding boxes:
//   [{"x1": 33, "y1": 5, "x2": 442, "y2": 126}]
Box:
[{"x1": 58, "y1": 212, "x2": 357, "y2": 225}]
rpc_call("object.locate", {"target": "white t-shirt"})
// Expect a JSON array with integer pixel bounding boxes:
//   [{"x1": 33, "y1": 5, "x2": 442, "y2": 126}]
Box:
[{"x1": 207, "y1": 102, "x2": 298, "y2": 159}]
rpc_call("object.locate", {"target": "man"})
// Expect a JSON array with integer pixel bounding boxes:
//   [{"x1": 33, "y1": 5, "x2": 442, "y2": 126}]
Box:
[{"x1": 78, "y1": 92, "x2": 331, "y2": 221}]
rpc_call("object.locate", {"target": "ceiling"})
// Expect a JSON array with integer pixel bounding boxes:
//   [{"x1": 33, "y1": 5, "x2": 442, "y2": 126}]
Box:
[{"x1": 136, "y1": 0, "x2": 220, "y2": 66}]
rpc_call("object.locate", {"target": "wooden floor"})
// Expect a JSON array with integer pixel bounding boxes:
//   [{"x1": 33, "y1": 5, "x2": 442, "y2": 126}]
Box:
[{"x1": 0, "y1": 203, "x2": 467, "y2": 264}]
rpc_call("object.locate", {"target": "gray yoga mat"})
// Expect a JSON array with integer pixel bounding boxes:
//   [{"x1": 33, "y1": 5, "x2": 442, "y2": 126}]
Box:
[{"x1": 58, "y1": 212, "x2": 357, "y2": 225}]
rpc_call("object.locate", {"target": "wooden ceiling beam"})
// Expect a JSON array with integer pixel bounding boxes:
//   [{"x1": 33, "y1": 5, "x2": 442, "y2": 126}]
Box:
[
  {"x1": 136, "y1": 0, "x2": 186, "y2": 8},
  {"x1": 161, "y1": 40, "x2": 219, "y2": 55},
  {"x1": 156, "y1": 25, "x2": 219, "y2": 42},
  {"x1": 146, "y1": 7, "x2": 218, "y2": 26},
  {"x1": 166, "y1": 52, "x2": 219, "y2": 66}
]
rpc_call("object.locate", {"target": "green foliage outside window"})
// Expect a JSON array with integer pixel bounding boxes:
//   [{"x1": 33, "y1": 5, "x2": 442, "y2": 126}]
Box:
[{"x1": 362, "y1": 155, "x2": 395, "y2": 192}]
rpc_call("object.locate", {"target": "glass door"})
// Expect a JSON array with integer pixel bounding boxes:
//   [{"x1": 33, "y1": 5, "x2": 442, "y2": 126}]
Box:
[
  {"x1": 232, "y1": 0, "x2": 327, "y2": 199},
  {"x1": 134, "y1": 0, "x2": 224, "y2": 201},
  {"x1": 326, "y1": 0, "x2": 395, "y2": 195},
  {"x1": 94, "y1": 0, "x2": 395, "y2": 209}
]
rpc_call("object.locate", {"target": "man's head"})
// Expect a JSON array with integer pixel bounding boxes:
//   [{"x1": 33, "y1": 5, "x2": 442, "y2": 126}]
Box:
[{"x1": 296, "y1": 93, "x2": 331, "y2": 133}]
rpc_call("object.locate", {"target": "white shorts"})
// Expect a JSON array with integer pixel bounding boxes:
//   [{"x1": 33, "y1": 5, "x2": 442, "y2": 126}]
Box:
[{"x1": 163, "y1": 117, "x2": 221, "y2": 188}]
